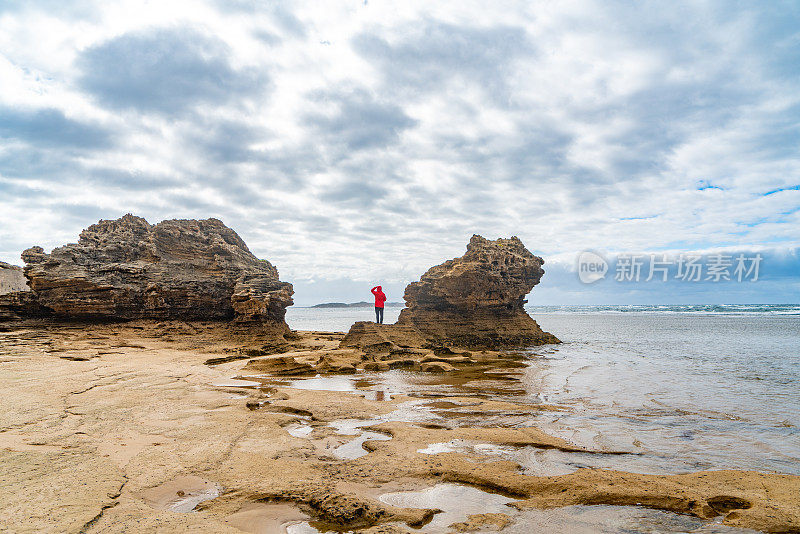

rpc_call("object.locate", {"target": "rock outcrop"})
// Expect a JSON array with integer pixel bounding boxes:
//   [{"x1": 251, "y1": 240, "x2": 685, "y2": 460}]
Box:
[
  {"x1": 393, "y1": 235, "x2": 559, "y2": 348},
  {"x1": 339, "y1": 321, "x2": 428, "y2": 352},
  {"x1": 0, "y1": 214, "x2": 293, "y2": 327},
  {"x1": 0, "y1": 261, "x2": 27, "y2": 295}
]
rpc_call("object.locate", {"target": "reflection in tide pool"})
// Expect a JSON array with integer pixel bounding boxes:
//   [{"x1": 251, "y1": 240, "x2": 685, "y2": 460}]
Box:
[
  {"x1": 379, "y1": 483, "x2": 514, "y2": 532},
  {"x1": 332, "y1": 430, "x2": 392, "y2": 460},
  {"x1": 286, "y1": 522, "x2": 321, "y2": 534},
  {"x1": 287, "y1": 376, "x2": 358, "y2": 392}
]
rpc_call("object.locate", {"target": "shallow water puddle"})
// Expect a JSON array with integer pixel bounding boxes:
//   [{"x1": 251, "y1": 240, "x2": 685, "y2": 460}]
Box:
[
  {"x1": 141, "y1": 475, "x2": 221, "y2": 512},
  {"x1": 417, "y1": 439, "x2": 515, "y2": 457},
  {"x1": 286, "y1": 375, "x2": 360, "y2": 392},
  {"x1": 379, "y1": 483, "x2": 514, "y2": 532},
  {"x1": 319, "y1": 402, "x2": 442, "y2": 459},
  {"x1": 285, "y1": 422, "x2": 313, "y2": 438},
  {"x1": 326, "y1": 418, "x2": 392, "y2": 459},
  {"x1": 285, "y1": 523, "x2": 322, "y2": 534},
  {"x1": 383, "y1": 399, "x2": 443, "y2": 423},
  {"x1": 378, "y1": 484, "x2": 759, "y2": 533},
  {"x1": 416, "y1": 438, "x2": 673, "y2": 476},
  {"x1": 332, "y1": 430, "x2": 392, "y2": 459},
  {"x1": 212, "y1": 378, "x2": 261, "y2": 388},
  {"x1": 265, "y1": 368, "x2": 527, "y2": 411},
  {"x1": 225, "y1": 502, "x2": 316, "y2": 534},
  {"x1": 374, "y1": 368, "x2": 525, "y2": 399},
  {"x1": 518, "y1": 446, "x2": 694, "y2": 476},
  {"x1": 283, "y1": 375, "x2": 393, "y2": 402},
  {"x1": 362, "y1": 388, "x2": 392, "y2": 401},
  {"x1": 328, "y1": 418, "x2": 385, "y2": 435}
]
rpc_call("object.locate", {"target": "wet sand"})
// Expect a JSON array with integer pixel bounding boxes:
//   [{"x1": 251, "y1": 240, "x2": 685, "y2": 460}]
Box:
[{"x1": 0, "y1": 321, "x2": 798, "y2": 533}]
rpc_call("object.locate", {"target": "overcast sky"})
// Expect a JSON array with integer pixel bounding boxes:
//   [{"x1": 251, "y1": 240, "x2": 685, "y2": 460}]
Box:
[{"x1": 0, "y1": 1, "x2": 798, "y2": 305}]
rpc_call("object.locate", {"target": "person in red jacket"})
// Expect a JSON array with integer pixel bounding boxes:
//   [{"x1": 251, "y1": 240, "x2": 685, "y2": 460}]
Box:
[{"x1": 371, "y1": 285, "x2": 386, "y2": 324}]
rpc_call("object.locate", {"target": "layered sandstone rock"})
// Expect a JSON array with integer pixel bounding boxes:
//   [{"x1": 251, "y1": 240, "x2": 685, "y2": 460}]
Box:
[
  {"x1": 0, "y1": 290, "x2": 44, "y2": 321},
  {"x1": 339, "y1": 321, "x2": 428, "y2": 352},
  {"x1": 0, "y1": 214, "x2": 293, "y2": 327},
  {"x1": 394, "y1": 235, "x2": 559, "y2": 348}
]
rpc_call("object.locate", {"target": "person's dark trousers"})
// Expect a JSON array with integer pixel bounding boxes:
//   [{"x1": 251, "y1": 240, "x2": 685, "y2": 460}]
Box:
[{"x1": 375, "y1": 307, "x2": 384, "y2": 324}]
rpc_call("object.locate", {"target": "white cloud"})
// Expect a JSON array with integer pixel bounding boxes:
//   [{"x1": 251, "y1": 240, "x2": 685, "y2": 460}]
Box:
[{"x1": 0, "y1": 0, "x2": 798, "y2": 304}]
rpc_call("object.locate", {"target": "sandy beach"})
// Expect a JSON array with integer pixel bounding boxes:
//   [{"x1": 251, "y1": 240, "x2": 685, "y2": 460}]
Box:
[{"x1": 1, "y1": 319, "x2": 798, "y2": 533}]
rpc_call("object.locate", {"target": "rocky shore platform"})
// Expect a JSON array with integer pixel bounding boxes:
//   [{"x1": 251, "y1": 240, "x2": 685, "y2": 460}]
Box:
[
  {"x1": 0, "y1": 217, "x2": 798, "y2": 532},
  {"x1": 0, "y1": 321, "x2": 798, "y2": 533}
]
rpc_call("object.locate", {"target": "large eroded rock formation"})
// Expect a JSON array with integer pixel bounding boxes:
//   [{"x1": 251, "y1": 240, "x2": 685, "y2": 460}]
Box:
[
  {"x1": 395, "y1": 234, "x2": 559, "y2": 348},
  {"x1": 0, "y1": 214, "x2": 293, "y2": 326}
]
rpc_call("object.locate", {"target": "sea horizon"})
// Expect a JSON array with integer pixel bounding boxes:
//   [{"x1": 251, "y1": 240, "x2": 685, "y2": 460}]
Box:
[{"x1": 296, "y1": 302, "x2": 800, "y2": 314}]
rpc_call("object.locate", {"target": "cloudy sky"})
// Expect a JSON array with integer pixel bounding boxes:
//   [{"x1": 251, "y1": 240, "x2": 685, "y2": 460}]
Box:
[{"x1": 0, "y1": 0, "x2": 798, "y2": 305}]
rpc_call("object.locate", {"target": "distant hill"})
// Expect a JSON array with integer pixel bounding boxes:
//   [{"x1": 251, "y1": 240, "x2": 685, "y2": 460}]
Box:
[{"x1": 310, "y1": 301, "x2": 403, "y2": 308}]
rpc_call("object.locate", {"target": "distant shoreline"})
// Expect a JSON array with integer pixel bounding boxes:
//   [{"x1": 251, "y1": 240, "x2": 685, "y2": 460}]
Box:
[{"x1": 307, "y1": 301, "x2": 404, "y2": 308}]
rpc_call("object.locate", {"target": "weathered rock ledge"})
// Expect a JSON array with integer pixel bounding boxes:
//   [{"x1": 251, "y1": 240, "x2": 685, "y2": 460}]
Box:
[
  {"x1": 0, "y1": 215, "x2": 293, "y2": 330},
  {"x1": 342, "y1": 235, "x2": 559, "y2": 351}
]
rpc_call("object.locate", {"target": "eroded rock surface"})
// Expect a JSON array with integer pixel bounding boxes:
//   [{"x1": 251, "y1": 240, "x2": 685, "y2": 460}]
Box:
[
  {"x1": 393, "y1": 235, "x2": 559, "y2": 348},
  {"x1": 0, "y1": 214, "x2": 293, "y2": 327},
  {"x1": 0, "y1": 261, "x2": 27, "y2": 295},
  {"x1": 340, "y1": 321, "x2": 428, "y2": 352},
  {"x1": 0, "y1": 323, "x2": 798, "y2": 533},
  {"x1": 0, "y1": 290, "x2": 44, "y2": 321}
]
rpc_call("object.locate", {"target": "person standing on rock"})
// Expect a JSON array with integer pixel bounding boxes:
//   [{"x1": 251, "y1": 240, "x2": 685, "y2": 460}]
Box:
[{"x1": 371, "y1": 285, "x2": 386, "y2": 324}]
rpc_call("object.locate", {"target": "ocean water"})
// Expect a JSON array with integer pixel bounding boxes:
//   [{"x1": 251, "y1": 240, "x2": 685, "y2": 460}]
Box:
[
  {"x1": 286, "y1": 306, "x2": 403, "y2": 332},
  {"x1": 526, "y1": 303, "x2": 800, "y2": 316},
  {"x1": 525, "y1": 310, "x2": 800, "y2": 476},
  {"x1": 285, "y1": 304, "x2": 800, "y2": 476}
]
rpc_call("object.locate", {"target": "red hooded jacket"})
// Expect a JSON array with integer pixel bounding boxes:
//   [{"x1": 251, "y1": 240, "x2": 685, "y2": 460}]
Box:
[{"x1": 371, "y1": 286, "x2": 386, "y2": 308}]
